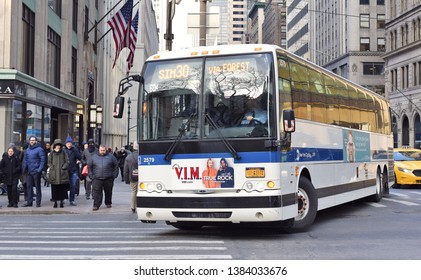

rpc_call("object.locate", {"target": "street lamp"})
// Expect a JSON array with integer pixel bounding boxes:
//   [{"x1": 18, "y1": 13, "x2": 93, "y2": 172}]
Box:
[
  {"x1": 127, "y1": 97, "x2": 131, "y2": 148},
  {"x1": 89, "y1": 104, "x2": 97, "y2": 128},
  {"x1": 96, "y1": 106, "x2": 103, "y2": 128},
  {"x1": 96, "y1": 106, "x2": 103, "y2": 144}
]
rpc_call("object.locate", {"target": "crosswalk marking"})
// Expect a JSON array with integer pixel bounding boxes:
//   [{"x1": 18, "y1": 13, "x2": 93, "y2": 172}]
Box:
[
  {"x1": 0, "y1": 221, "x2": 232, "y2": 260},
  {"x1": 382, "y1": 197, "x2": 419, "y2": 206},
  {"x1": 0, "y1": 255, "x2": 233, "y2": 260},
  {"x1": 366, "y1": 202, "x2": 387, "y2": 207}
]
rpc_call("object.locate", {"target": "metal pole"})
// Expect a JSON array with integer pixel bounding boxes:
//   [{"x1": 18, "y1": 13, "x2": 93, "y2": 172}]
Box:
[
  {"x1": 165, "y1": 0, "x2": 174, "y2": 51},
  {"x1": 127, "y1": 97, "x2": 131, "y2": 148},
  {"x1": 199, "y1": 0, "x2": 207, "y2": 46}
]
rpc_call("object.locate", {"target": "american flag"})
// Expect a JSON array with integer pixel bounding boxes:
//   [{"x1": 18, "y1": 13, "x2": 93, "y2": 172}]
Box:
[
  {"x1": 126, "y1": 11, "x2": 139, "y2": 75},
  {"x1": 107, "y1": 0, "x2": 134, "y2": 68}
]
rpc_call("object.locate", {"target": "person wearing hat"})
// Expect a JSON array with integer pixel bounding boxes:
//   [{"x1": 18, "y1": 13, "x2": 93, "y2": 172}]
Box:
[
  {"x1": 81, "y1": 139, "x2": 97, "y2": 200},
  {"x1": 114, "y1": 147, "x2": 128, "y2": 181},
  {"x1": 22, "y1": 136, "x2": 46, "y2": 207},
  {"x1": 63, "y1": 136, "x2": 81, "y2": 206},
  {"x1": 47, "y1": 139, "x2": 70, "y2": 208},
  {"x1": 123, "y1": 141, "x2": 139, "y2": 213}
]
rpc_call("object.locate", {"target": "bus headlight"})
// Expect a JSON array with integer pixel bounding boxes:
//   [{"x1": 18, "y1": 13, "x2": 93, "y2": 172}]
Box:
[
  {"x1": 243, "y1": 181, "x2": 268, "y2": 192},
  {"x1": 139, "y1": 182, "x2": 165, "y2": 193}
]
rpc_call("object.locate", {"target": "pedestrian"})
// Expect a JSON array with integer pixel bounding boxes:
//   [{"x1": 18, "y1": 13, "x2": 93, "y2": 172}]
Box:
[
  {"x1": 88, "y1": 144, "x2": 119, "y2": 211},
  {"x1": 124, "y1": 141, "x2": 139, "y2": 213},
  {"x1": 47, "y1": 139, "x2": 70, "y2": 208},
  {"x1": 42, "y1": 142, "x2": 51, "y2": 188},
  {"x1": 81, "y1": 138, "x2": 97, "y2": 200},
  {"x1": 22, "y1": 136, "x2": 46, "y2": 207},
  {"x1": 115, "y1": 147, "x2": 128, "y2": 181},
  {"x1": 3, "y1": 143, "x2": 21, "y2": 161},
  {"x1": 20, "y1": 141, "x2": 29, "y2": 202},
  {"x1": 0, "y1": 147, "x2": 22, "y2": 208},
  {"x1": 64, "y1": 136, "x2": 81, "y2": 206}
]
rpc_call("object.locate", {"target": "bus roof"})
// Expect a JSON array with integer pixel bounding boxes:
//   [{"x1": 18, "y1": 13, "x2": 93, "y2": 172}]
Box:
[
  {"x1": 146, "y1": 44, "x2": 388, "y2": 102},
  {"x1": 146, "y1": 44, "x2": 281, "y2": 61}
]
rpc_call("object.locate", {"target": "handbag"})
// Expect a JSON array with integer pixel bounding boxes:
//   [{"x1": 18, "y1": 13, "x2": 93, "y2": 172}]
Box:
[
  {"x1": 130, "y1": 153, "x2": 138, "y2": 182},
  {"x1": 131, "y1": 168, "x2": 138, "y2": 182},
  {"x1": 81, "y1": 165, "x2": 89, "y2": 177}
]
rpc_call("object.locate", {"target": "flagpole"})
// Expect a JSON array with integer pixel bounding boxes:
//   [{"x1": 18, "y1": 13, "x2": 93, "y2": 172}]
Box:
[
  {"x1": 87, "y1": 0, "x2": 124, "y2": 36},
  {"x1": 96, "y1": 0, "x2": 140, "y2": 45}
]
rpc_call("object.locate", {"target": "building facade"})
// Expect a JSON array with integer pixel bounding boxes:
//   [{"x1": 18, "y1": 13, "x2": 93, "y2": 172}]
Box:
[
  {"x1": 311, "y1": 0, "x2": 386, "y2": 98},
  {"x1": 384, "y1": 0, "x2": 421, "y2": 148},
  {"x1": 286, "y1": 0, "x2": 309, "y2": 59},
  {"x1": 102, "y1": 0, "x2": 159, "y2": 149},
  {"x1": 0, "y1": 0, "x2": 102, "y2": 152},
  {"x1": 262, "y1": 0, "x2": 287, "y2": 48}
]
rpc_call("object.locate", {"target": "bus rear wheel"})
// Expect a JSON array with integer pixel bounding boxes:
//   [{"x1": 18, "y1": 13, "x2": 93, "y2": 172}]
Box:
[
  {"x1": 293, "y1": 177, "x2": 317, "y2": 231},
  {"x1": 370, "y1": 170, "x2": 384, "y2": 202}
]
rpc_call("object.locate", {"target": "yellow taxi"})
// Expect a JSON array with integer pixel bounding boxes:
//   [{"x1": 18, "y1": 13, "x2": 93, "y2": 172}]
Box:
[{"x1": 394, "y1": 148, "x2": 421, "y2": 188}]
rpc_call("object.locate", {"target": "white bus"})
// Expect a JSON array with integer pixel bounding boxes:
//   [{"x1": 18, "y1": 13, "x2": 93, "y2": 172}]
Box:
[{"x1": 122, "y1": 44, "x2": 393, "y2": 231}]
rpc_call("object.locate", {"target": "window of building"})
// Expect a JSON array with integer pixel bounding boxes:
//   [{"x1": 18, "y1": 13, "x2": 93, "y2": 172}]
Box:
[
  {"x1": 377, "y1": 37, "x2": 385, "y2": 51},
  {"x1": 377, "y1": 0, "x2": 384, "y2": 5},
  {"x1": 360, "y1": 0, "x2": 369, "y2": 4},
  {"x1": 84, "y1": 7, "x2": 89, "y2": 42},
  {"x1": 360, "y1": 37, "x2": 370, "y2": 51},
  {"x1": 377, "y1": 14, "x2": 385, "y2": 29},
  {"x1": 47, "y1": 27, "x2": 61, "y2": 88},
  {"x1": 21, "y1": 4, "x2": 35, "y2": 76},
  {"x1": 71, "y1": 47, "x2": 77, "y2": 95},
  {"x1": 418, "y1": 61, "x2": 421, "y2": 85},
  {"x1": 72, "y1": 0, "x2": 78, "y2": 33},
  {"x1": 360, "y1": 14, "x2": 370, "y2": 29},
  {"x1": 48, "y1": 0, "x2": 62, "y2": 17},
  {"x1": 363, "y1": 62, "x2": 384, "y2": 75}
]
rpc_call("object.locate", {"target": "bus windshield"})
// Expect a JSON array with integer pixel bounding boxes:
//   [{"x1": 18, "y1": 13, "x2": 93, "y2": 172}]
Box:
[{"x1": 141, "y1": 53, "x2": 275, "y2": 140}]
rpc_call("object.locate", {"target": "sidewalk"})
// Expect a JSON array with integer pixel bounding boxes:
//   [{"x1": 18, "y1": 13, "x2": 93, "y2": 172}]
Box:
[{"x1": 0, "y1": 176, "x2": 133, "y2": 215}]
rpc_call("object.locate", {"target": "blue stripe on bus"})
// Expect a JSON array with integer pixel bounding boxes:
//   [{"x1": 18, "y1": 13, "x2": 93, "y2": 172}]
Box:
[{"x1": 139, "y1": 147, "x2": 344, "y2": 166}]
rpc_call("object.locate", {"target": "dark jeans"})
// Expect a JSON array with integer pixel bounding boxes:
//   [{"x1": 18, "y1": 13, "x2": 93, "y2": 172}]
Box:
[
  {"x1": 92, "y1": 178, "x2": 114, "y2": 208},
  {"x1": 69, "y1": 171, "x2": 79, "y2": 202},
  {"x1": 26, "y1": 172, "x2": 42, "y2": 206},
  {"x1": 7, "y1": 184, "x2": 19, "y2": 206}
]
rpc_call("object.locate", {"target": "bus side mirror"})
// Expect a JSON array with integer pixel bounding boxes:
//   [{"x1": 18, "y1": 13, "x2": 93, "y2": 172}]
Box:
[
  {"x1": 113, "y1": 95, "x2": 125, "y2": 118},
  {"x1": 283, "y1": 110, "x2": 295, "y2": 133}
]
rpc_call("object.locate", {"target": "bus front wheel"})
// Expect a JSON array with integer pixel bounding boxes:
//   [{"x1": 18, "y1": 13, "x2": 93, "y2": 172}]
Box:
[{"x1": 293, "y1": 177, "x2": 318, "y2": 231}]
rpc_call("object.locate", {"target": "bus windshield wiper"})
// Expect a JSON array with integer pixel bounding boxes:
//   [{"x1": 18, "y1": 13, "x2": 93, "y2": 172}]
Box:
[
  {"x1": 205, "y1": 113, "x2": 241, "y2": 160},
  {"x1": 164, "y1": 113, "x2": 197, "y2": 161}
]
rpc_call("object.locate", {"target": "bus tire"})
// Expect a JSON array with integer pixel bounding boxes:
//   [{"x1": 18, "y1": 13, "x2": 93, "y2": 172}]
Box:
[
  {"x1": 370, "y1": 170, "x2": 384, "y2": 202},
  {"x1": 293, "y1": 177, "x2": 317, "y2": 231}
]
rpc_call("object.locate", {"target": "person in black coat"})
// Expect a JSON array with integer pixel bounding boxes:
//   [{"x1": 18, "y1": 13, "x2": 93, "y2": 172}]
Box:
[{"x1": 0, "y1": 147, "x2": 22, "y2": 207}]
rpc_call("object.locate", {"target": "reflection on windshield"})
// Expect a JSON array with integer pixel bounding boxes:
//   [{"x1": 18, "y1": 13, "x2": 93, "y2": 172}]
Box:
[
  {"x1": 141, "y1": 53, "x2": 274, "y2": 140},
  {"x1": 394, "y1": 151, "x2": 421, "y2": 161}
]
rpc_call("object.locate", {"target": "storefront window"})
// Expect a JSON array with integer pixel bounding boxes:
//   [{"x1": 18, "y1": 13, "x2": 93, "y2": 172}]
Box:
[
  {"x1": 44, "y1": 107, "x2": 51, "y2": 144},
  {"x1": 12, "y1": 100, "x2": 24, "y2": 147},
  {"x1": 26, "y1": 103, "x2": 42, "y2": 141}
]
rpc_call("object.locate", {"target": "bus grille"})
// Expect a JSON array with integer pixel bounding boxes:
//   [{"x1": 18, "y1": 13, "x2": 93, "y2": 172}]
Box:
[
  {"x1": 172, "y1": 212, "x2": 232, "y2": 219},
  {"x1": 413, "y1": 170, "x2": 421, "y2": 176}
]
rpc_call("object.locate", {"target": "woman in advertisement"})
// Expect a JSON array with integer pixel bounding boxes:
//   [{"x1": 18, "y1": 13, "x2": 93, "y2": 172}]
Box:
[{"x1": 201, "y1": 158, "x2": 220, "y2": 188}]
